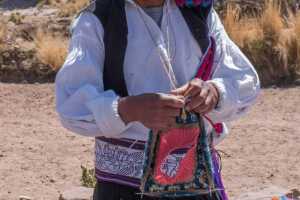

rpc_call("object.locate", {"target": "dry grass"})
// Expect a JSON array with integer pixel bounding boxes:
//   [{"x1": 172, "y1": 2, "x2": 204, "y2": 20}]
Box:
[
  {"x1": 34, "y1": 29, "x2": 68, "y2": 71},
  {"x1": 224, "y1": 5, "x2": 262, "y2": 47},
  {"x1": 285, "y1": 14, "x2": 300, "y2": 79},
  {"x1": 260, "y1": 0, "x2": 284, "y2": 43},
  {"x1": 0, "y1": 20, "x2": 7, "y2": 50},
  {"x1": 38, "y1": 0, "x2": 89, "y2": 17},
  {"x1": 25, "y1": 0, "x2": 88, "y2": 72},
  {"x1": 9, "y1": 12, "x2": 24, "y2": 25},
  {"x1": 58, "y1": 0, "x2": 90, "y2": 17},
  {"x1": 224, "y1": 0, "x2": 300, "y2": 86}
]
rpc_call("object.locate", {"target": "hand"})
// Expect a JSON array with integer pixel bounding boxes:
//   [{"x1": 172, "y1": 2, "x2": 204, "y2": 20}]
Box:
[
  {"x1": 118, "y1": 93, "x2": 185, "y2": 132},
  {"x1": 171, "y1": 78, "x2": 219, "y2": 115}
]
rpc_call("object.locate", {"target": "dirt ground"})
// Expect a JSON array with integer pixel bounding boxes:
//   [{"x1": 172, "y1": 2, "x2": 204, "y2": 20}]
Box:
[{"x1": 0, "y1": 83, "x2": 299, "y2": 200}]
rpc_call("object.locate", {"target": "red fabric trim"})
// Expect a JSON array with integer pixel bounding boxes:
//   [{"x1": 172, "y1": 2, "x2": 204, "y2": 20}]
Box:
[
  {"x1": 195, "y1": 37, "x2": 223, "y2": 135},
  {"x1": 195, "y1": 37, "x2": 216, "y2": 81}
]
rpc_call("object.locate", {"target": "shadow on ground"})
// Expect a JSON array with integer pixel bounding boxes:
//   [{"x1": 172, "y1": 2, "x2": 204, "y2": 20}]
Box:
[{"x1": 0, "y1": 0, "x2": 38, "y2": 10}]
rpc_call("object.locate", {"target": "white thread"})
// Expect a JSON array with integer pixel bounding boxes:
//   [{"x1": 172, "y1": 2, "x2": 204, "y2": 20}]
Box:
[{"x1": 135, "y1": 2, "x2": 178, "y2": 90}]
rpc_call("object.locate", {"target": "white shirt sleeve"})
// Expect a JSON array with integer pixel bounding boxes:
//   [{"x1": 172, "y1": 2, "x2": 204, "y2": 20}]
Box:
[
  {"x1": 206, "y1": 9, "x2": 261, "y2": 122},
  {"x1": 55, "y1": 12, "x2": 131, "y2": 138}
]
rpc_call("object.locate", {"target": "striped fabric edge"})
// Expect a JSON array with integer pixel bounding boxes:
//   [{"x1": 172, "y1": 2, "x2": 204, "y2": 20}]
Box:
[
  {"x1": 96, "y1": 137, "x2": 146, "y2": 150},
  {"x1": 95, "y1": 169, "x2": 141, "y2": 188}
]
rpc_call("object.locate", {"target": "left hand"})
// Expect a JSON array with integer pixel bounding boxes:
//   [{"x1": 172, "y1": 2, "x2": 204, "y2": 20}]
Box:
[{"x1": 171, "y1": 78, "x2": 220, "y2": 115}]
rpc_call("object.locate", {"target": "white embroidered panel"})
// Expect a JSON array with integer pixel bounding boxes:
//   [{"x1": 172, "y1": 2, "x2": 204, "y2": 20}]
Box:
[{"x1": 95, "y1": 140, "x2": 145, "y2": 179}]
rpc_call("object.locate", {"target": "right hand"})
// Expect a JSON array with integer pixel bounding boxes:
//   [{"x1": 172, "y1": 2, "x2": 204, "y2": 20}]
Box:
[{"x1": 118, "y1": 93, "x2": 185, "y2": 132}]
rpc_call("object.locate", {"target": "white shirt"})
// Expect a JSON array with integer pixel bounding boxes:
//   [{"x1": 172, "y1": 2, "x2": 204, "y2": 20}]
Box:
[{"x1": 55, "y1": 0, "x2": 260, "y2": 144}]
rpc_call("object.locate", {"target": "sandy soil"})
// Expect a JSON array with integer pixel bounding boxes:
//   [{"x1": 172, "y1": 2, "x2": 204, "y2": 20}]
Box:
[{"x1": 0, "y1": 83, "x2": 299, "y2": 200}]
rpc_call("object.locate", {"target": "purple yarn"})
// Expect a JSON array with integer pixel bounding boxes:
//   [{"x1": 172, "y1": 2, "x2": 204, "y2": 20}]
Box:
[{"x1": 212, "y1": 150, "x2": 229, "y2": 200}]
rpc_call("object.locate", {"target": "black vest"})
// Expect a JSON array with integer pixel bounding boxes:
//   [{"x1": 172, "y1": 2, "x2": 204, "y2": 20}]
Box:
[{"x1": 92, "y1": 0, "x2": 213, "y2": 97}]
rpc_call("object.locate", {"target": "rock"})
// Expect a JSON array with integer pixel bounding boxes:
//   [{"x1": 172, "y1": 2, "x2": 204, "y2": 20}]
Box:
[
  {"x1": 2, "y1": 64, "x2": 18, "y2": 71},
  {"x1": 294, "y1": 79, "x2": 300, "y2": 86},
  {"x1": 59, "y1": 187, "x2": 93, "y2": 200},
  {"x1": 235, "y1": 186, "x2": 289, "y2": 200},
  {"x1": 2, "y1": 51, "x2": 10, "y2": 58},
  {"x1": 22, "y1": 60, "x2": 32, "y2": 71},
  {"x1": 19, "y1": 196, "x2": 32, "y2": 200}
]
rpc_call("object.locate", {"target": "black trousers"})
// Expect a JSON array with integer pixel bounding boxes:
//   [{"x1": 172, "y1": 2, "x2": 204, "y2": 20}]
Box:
[{"x1": 93, "y1": 181, "x2": 219, "y2": 200}]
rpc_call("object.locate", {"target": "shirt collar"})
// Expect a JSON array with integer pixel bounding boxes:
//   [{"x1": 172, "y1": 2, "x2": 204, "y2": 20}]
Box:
[{"x1": 126, "y1": 0, "x2": 172, "y2": 6}]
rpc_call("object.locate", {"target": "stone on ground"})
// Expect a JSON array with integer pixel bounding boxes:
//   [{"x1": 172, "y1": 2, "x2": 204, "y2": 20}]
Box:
[
  {"x1": 235, "y1": 186, "x2": 289, "y2": 200},
  {"x1": 59, "y1": 186, "x2": 93, "y2": 200},
  {"x1": 19, "y1": 196, "x2": 32, "y2": 200}
]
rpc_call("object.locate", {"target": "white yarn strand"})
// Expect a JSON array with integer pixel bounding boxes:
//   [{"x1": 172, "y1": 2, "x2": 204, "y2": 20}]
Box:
[{"x1": 136, "y1": 3, "x2": 178, "y2": 90}]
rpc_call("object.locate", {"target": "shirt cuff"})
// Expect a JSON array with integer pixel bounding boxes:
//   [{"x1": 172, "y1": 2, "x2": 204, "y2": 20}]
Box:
[
  {"x1": 85, "y1": 90, "x2": 131, "y2": 138},
  {"x1": 206, "y1": 78, "x2": 237, "y2": 122},
  {"x1": 207, "y1": 79, "x2": 226, "y2": 111}
]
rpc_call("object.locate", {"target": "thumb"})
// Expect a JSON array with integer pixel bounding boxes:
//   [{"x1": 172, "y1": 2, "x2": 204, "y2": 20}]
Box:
[{"x1": 170, "y1": 83, "x2": 189, "y2": 96}]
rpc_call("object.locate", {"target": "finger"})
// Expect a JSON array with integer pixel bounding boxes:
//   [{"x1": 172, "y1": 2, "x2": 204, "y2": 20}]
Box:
[
  {"x1": 153, "y1": 116, "x2": 177, "y2": 128},
  {"x1": 186, "y1": 96, "x2": 205, "y2": 112},
  {"x1": 184, "y1": 86, "x2": 201, "y2": 99},
  {"x1": 203, "y1": 95, "x2": 217, "y2": 114},
  {"x1": 164, "y1": 117, "x2": 178, "y2": 127},
  {"x1": 195, "y1": 97, "x2": 214, "y2": 114},
  {"x1": 163, "y1": 107, "x2": 181, "y2": 117},
  {"x1": 199, "y1": 86, "x2": 210, "y2": 101},
  {"x1": 183, "y1": 78, "x2": 204, "y2": 97},
  {"x1": 205, "y1": 93, "x2": 214, "y2": 106},
  {"x1": 170, "y1": 83, "x2": 189, "y2": 95},
  {"x1": 186, "y1": 87, "x2": 209, "y2": 111},
  {"x1": 194, "y1": 101, "x2": 208, "y2": 114},
  {"x1": 161, "y1": 94, "x2": 185, "y2": 108},
  {"x1": 154, "y1": 120, "x2": 176, "y2": 132},
  {"x1": 200, "y1": 104, "x2": 214, "y2": 115},
  {"x1": 187, "y1": 88, "x2": 209, "y2": 110},
  {"x1": 151, "y1": 114, "x2": 177, "y2": 125},
  {"x1": 171, "y1": 78, "x2": 203, "y2": 97}
]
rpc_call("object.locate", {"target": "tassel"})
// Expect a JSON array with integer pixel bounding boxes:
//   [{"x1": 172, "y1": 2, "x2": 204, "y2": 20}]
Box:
[
  {"x1": 214, "y1": 123, "x2": 223, "y2": 135},
  {"x1": 212, "y1": 151, "x2": 229, "y2": 200}
]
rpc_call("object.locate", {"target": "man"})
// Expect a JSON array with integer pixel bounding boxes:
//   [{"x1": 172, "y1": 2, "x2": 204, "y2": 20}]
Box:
[{"x1": 55, "y1": 0, "x2": 260, "y2": 199}]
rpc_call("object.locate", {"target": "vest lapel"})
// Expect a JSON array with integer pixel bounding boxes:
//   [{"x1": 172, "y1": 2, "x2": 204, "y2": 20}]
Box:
[
  {"x1": 179, "y1": 5, "x2": 212, "y2": 53},
  {"x1": 94, "y1": 0, "x2": 129, "y2": 97}
]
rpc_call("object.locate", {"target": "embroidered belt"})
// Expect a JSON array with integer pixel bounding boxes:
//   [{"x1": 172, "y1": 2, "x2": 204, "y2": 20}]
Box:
[{"x1": 95, "y1": 137, "x2": 146, "y2": 187}]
